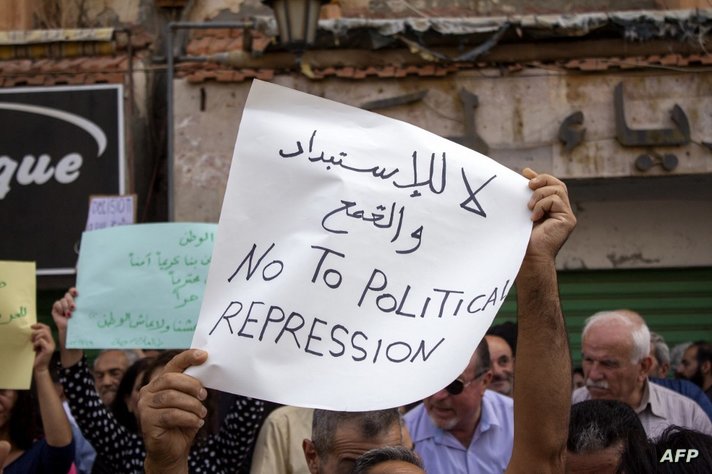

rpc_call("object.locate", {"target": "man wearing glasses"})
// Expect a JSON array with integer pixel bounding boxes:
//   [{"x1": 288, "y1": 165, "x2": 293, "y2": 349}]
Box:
[{"x1": 403, "y1": 339, "x2": 514, "y2": 473}]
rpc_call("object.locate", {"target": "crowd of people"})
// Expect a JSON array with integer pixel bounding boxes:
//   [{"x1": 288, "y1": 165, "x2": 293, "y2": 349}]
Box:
[{"x1": 2, "y1": 169, "x2": 712, "y2": 473}]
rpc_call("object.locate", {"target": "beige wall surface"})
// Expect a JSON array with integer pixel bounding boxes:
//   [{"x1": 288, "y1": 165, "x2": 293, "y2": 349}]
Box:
[{"x1": 172, "y1": 71, "x2": 712, "y2": 269}]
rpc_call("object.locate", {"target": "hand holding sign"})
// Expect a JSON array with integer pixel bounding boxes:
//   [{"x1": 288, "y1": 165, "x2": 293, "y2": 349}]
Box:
[
  {"x1": 523, "y1": 168, "x2": 576, "y2": 262},
  {"x1": 31, "y1": 323, "x2": 56, "y2": 372},
  {"x1": 51, "y1": 287, "x2": 83, "y2": 368},
  {"x1": 139, "y1": 349, "x2": 209, "y2": 474}
]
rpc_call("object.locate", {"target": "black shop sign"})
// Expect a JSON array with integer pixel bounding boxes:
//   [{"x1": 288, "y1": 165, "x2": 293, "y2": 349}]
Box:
[{"x1": 0, "y1": 85, "x2": 124, "y2": 275}]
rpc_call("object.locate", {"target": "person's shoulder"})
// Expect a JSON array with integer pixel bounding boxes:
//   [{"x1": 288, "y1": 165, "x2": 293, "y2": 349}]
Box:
[
  {"x1": 650, "y1": 377, "x2": 695, "y2": 393},
  {"x1": 650, "y1": 381, "x2": 709, "y2": 414}
]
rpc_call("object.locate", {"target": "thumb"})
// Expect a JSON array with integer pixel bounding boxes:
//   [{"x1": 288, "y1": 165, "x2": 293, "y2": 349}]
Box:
[{"x1": 162, "y1": 349, "x2": 208, "y2": 375}]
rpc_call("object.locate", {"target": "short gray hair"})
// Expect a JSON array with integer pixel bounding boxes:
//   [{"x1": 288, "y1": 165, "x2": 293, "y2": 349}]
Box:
[
  {"x1": 93, "y1": 349, "x2": 139, "y2": 369},
  {"x1": 352, "y1": 446, "x2": 423, "y2": 473},
  {"x1": 582, "y1": 310, "x2": 650, "y2": 363},
  {"x1": 650, "y1": 332, "x2": 670, "y2": 367},
  {"x1": 311, "y1": 409, "x2": 401, "y2": 456}
]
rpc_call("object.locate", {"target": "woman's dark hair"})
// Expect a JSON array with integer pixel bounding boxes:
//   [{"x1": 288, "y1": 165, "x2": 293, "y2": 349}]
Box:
[
  {"x1": 110, "y1": 356, "x2": 154, "y2": 433},
  {"x1": 6, "y1": 388, "x2": 41, "y2": 450}
]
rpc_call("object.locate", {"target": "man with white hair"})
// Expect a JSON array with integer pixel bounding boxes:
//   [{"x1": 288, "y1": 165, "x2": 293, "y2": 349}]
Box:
[{"x1": 572, "y1": 309, "x2": 712, "y2": 438}]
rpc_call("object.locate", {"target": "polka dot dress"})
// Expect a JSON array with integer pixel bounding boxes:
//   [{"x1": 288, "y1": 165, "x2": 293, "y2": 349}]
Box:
[{"x1": 59, "y1": 357, "x2": 265, "y2": 473}]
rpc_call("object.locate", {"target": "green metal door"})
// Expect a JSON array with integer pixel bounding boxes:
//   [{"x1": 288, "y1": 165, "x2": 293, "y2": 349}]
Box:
[{"x1": 493, "y1": 267, "x2": 712, "y2": 368}]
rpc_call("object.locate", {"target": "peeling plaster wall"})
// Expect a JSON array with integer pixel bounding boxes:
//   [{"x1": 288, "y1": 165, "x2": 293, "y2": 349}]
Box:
[
  {"x1": 172, "y1": 71, "x2": 712, "y2": 269},
  {"x1": 174, "y1": 81, "x2": 251, "y2": 222},
  {"x1": 559, "y1": 198, "x2": 712, "y2": 270},
  {"x1": 84, "y1": 1, "x2": 142, "y2": 25}
]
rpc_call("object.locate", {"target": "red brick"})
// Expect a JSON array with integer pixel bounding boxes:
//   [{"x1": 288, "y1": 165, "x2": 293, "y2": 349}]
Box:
[
  {"x1": 336, "y1": 67, "x2": 354, "y2": 77},
  {"x1": 377, "y1": 66, "x2": 396, "y2": 77}
]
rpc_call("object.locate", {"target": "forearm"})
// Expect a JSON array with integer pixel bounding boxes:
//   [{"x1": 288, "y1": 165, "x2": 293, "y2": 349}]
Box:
[
  {"x1": 510, "y1": 257, "x2": 569, "y2": 471},
  {"x1": 34, "y1": 368, "x2": 73, "y2": 447},
  {"x1": 57, "y1": 328, "x2": 83, "y2": 368}
]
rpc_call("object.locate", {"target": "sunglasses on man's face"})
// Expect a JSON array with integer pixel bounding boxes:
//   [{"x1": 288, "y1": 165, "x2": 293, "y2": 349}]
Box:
[{"x1": 444, "y1": 369, "x2": 489, "y2": 395}]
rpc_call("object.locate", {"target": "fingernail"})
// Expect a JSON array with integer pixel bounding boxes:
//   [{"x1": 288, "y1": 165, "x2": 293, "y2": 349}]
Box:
[
  {"x1": 198, "y1": 419, "x2": 205, "y2": 428},
  {"x1": 198, "y1": 388, "x2": 207, "y2": 401},
  {"x1": 201, "y1": 406, "x2": 208, "y2": 418},
  {"x1": 194, "y1": 349, "x2": 206, "y2": 358}
]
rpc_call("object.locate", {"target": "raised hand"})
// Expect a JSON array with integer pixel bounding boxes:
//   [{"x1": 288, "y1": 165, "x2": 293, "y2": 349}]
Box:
[
  {"x1": 139, "y1": 349, "x2": 209, "y2": 474},
  {"x1": 523, "y1": 168, "x2": 576, "y2": 263}
]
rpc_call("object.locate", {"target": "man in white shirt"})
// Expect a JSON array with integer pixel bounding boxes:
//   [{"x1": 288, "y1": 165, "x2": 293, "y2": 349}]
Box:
[{"x1": 572, "y1": 309, "x2": 712, "y2": 438}]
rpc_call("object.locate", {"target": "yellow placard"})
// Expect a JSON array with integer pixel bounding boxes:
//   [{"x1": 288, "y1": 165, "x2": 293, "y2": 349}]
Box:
[{"x1": 0, "y1": 261, "x2": 37, "y2": 389}]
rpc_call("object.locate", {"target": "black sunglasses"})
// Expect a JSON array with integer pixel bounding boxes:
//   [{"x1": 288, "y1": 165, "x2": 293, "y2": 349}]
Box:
[{"x1": 444, "y1": 369, "x2": 489, "y2": 395}]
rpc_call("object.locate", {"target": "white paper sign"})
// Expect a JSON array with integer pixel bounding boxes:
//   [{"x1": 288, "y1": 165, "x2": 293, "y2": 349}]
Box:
[
  {"x1": 85, "y1": 194, "x2": 136, "y2": 231},
  {"x1": 189, "y1": 80, "x2": 532, "y2": 410}
]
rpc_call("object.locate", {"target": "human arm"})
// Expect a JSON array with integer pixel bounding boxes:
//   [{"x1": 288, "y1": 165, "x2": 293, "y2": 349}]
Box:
[
  {"x1": 58, "y1": 355, "x2": 143, "y2": 472},
  {"x1": 31, "y1": 323, "x2": 73, "y2": 448},
  {"x1": 506, "y1": 169, "x2": 576, "y2": 474},
  {"x1": 138, "y1": 349, "x2": 209, "y2": 474},
  {"x1": 51, "y1": 287, "x2": 83, "y2": 368},
  {"x1": 0, "y1": 440, "x2": 10, "y2": 473}
]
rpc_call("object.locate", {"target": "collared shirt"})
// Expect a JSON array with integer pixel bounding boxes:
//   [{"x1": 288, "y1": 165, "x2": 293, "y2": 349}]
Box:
[
  {"x1": 572, "y1": 380, "x2": 712, "y2": 439},
  {"x1": 650, "y1": 377, "x2": 712, "y2": 420},
  {"x1": 404, "y1": 390, "x2": 514, "y2": 474},
  {"x1": 250, "y1": 406, "x2": 314, "y2": 474}
]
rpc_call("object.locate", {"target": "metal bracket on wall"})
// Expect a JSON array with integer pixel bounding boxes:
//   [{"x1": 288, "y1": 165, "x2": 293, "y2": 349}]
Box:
[
  {"x1": 614, "y1": 82, "x2": 691, "y2": 147},
  {"x1": 558, "y1": 110, "x2": 585, "y2": 153}
]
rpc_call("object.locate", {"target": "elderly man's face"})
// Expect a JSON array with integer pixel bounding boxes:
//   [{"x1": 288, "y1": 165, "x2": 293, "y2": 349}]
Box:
[
  {"x1": 581, "y1": 323, "x2": 649, "y2": 408},
  {"x1": 485, "y1": 335, "x2": 514, "y2": 396},
  {"x1": 423, "y1": 355, "x2": 491, "y2": 443},
  {"x1": 304, "y1": 421, "x2": 403, "y2": 474},
  {"x1": 93, "y1": 350, "x2": 129, "y2": 406}
]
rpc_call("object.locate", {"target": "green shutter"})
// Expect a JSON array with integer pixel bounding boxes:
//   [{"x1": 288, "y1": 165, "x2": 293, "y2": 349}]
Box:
[{"x1": 493, "y1": 268, "x2": 712, "y2": 367}]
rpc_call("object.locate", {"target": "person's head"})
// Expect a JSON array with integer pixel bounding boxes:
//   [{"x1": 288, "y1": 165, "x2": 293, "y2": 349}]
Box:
[
  {"x1": 580, "y1": 310, "x2": 652, "y2": 408},
  {"x1": 484, "y1": 334, "x2": 514, "y2": 396},
  {"x1": 572, "y1": 367, "x2": 585, "y2": 391},
  {"x1": 676, "y1": 342, "x2": 712, "y2": 390},
  {"x1": 566, "y1": 399, "x2": 650, "y2": 473},
  {"x1": 93, "y1": 349, "x2": 136, "y2": 405},
  {"x1": 487, "y1": 321, "x2": 517, "y2": 356},
  {"x1": 649, "y1": 426, "x2": 712, "y2": 473},
  {"x1": 0, "y1": 388, "x2": 40, "y2": 450},
  {"x1": 423, "y1": 338, "x2": 492, "y2": 443},
  {"x1": 648, "y1": 331, "x2": 671, "y2": 379},
  {"x1": 110, "y1": 357, "x2": 154, "y2": 433},
  {"x1": 670, "y1": 341, "x2": 692, "y2": 375},
  {"x1": 351, "y1": 446, "x2": 424, "y2": 474},
  {"x1": 303, "y1": 409, "x2": 403, "y2": 474}
]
